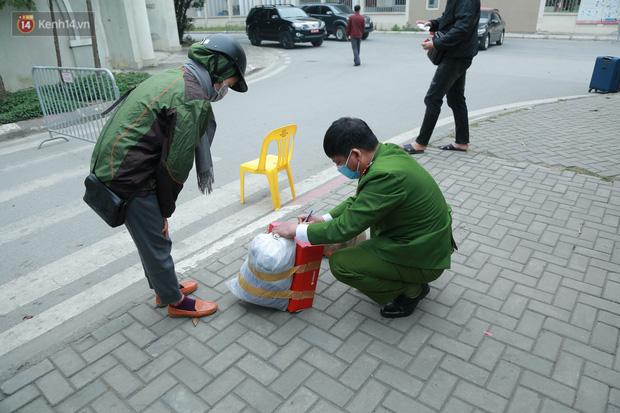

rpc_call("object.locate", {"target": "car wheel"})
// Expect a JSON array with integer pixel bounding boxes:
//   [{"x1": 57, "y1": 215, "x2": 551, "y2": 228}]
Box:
[
  {"x1": 362, "y1": 33, "x2": 369, "y2": 40},
  {"x1": 480, "y1": 34, "x2": 490, "y2": 50},
  {"x1": 249, "y1": 29, "x2": 261, "y2": 46},
  {"x1": 496, "y1": 30, "x2": 504, "y2": 45},
  {"x1": 312, "y1": 38, "x2": 323, "y2": 47},
  {"x1": 335, "y1": 26, "x2": 346, "y2": 41},
  {"x1": 279, "y1": 32, "x2": 294, "y2": 49}
]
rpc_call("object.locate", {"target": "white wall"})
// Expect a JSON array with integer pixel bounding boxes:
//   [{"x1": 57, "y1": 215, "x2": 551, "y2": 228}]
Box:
[
  {"x1": 368, "y1": 13, "x2": 407, "y2": 31},
  {"x1": 0, "y1": 0, "x2": 110, "y2": 92},
  {"x1": 146, "y1": 0, "x2": 182, "y2": 51},
  {"x1": 538, "y1": 14, "x2": 619, "y2": 36},
  {"x1": 98, "y1": 0, "x2": 157, "y2": 70},
  {"x1": 1, "y1": 0, "x2": 182, "y2": 92}
]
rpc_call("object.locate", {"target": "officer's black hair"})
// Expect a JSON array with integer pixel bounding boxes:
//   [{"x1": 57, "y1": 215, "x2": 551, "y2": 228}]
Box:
[{"x1": 323, "y1": 117, "x2": 379, "y2": 158}]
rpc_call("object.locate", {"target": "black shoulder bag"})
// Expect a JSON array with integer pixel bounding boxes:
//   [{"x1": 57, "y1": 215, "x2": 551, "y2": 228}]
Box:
[
  {"x1": 427, "y1": 31, "x2": 445, "y2": 66},
  {"x1": 83, "y1": 86, "x2": 148, "y2": 228}
]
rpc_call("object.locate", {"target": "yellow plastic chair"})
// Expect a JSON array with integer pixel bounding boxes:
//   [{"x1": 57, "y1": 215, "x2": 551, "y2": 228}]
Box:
[{"x1": 240, "y1": 124, "x2": 297, "y2": 210}]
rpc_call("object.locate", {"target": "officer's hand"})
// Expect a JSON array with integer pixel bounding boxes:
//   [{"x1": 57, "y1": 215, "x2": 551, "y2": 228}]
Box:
[
  {"x1": 271, "y1": 221, "x2": 297, "y2": 239},
  {"x1": 296, "y1": 213, "x2": 324, "y2": 224}
]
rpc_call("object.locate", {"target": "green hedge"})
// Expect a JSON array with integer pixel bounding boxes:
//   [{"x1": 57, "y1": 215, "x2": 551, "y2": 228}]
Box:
[{"x1": 0, "y1": 71, "x2": 151, "y2": 125}]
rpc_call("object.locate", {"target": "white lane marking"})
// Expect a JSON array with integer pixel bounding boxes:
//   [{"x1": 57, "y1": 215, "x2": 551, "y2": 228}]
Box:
[
  {"x1": 0, "y1": 199, "x2": 302, "y2": 358},
  {"x1": 0, "y1": 145, "x2": 90, "y2": 173},
  {"x1": 0, "y1": 168, "x2": 338, "y2": 317},
  {"x1": 2, "y1": 200, "x2": 88, "y2": 246},
  {"x1": 0, "y1": 168, "x2": 86, "y2": 204},
  {"x1": 0, "y1": 172, "x2": 341, "y2": 358},
  {"x1": 0, "y1": 178, "x2": 257, "y2": 316},
  {"x1": 246, "y1": 52, "x2": 290, "y2": 85},
  {"x1": 0, "y1": 132, "x2": 50, "y2": 156},
  {"x1": 246, "y1": 64, "x2": 289, "y2": 85}
]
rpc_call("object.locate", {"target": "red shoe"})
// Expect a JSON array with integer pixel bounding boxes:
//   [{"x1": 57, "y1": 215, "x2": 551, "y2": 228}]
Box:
[
  {"x1": 155, "y1": 281, "x2": 198, "y2": 307},
  {"x1": 168, "y1": 299, "x2": 217, "y2": 318}
]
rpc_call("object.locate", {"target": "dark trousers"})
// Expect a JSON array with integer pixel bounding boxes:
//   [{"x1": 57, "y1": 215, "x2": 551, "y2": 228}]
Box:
[
  {"x1": 351, "y1": 37, "x2": 361, "y2": 65},
  {"x1": 124, "y1": 194, "x2": 183, "y2": 305},
  {"x1": 416, "y1": 57, "x2": 473, "y2": 146}
]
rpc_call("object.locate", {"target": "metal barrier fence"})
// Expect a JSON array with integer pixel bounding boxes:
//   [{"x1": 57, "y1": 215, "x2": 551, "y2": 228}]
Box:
[{"x1": 32, "y1": 66, "x2": 119, "y2": 148}]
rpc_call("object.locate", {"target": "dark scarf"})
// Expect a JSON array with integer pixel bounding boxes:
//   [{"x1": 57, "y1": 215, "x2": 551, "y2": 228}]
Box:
[{"x1": 183, "y1": 59, "x2": 217, "y2": 195}]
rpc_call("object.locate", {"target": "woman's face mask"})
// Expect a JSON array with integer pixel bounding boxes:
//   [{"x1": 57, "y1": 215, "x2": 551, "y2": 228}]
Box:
[
  {"x1": 209, "y1": 83, "x2": 228, "y2": 102},
  {"x1": 337, "y1": 149, "x2": 360, "y2": 180}
]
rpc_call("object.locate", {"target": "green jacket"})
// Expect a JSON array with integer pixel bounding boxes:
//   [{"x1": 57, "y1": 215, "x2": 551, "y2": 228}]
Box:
[
  {"x1": 90, "y1": 68, "x2": 212, "y2": 217},
  {"x1": 307, "y1": 143, "x2": 454, "y2": 269}
]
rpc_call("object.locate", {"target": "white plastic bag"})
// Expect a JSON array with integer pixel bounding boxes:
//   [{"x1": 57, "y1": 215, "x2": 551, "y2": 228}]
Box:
[{"x1": 226, "y1": 233, "x2": 296, "y2": 311}]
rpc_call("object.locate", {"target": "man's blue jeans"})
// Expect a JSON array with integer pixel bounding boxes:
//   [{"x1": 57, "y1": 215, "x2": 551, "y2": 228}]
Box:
[
  {"x1": 351, "y1": 37, "x2": 361, "y2": 65},
  {"x1": 416, "y1": 57, "x2": 473, "y2": 146}
]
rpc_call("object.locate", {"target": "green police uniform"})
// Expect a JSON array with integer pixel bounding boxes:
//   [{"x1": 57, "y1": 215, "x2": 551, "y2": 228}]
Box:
[{"x1": 307, "y1": 143, "x2": 454, "y2": 305}]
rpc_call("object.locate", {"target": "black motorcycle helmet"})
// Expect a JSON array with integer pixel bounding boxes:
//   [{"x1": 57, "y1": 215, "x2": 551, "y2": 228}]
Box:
[{"x1": 200, "y1": 34, "x2": 248, "y2": 93}]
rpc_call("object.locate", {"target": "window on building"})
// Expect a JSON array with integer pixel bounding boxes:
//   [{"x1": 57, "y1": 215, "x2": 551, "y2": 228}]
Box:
[
  {"x1": 365, "y1": 0, "x2": 406, "y2": 13},
  {"x1": 207, "y1": 0, "x2": 228, "y2": 16},
  {"x1": 207, "y1": 0, "x2": 253, "y2": 16},
  {"x1": 427, "y1": 0, "x2": 439, "y2": 10},
  {"x1": 544, "y1": 0, "x2": 579, "y2": 13}
]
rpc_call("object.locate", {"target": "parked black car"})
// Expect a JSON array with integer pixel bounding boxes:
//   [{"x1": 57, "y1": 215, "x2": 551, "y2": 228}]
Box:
[
  {"x1": 301, "y1": 4, "x2": 373, "y2": 41},
  {"x1": 478, "y1": 7, "x2": 505, "y2": 50},
  {"x1": 245, "y1": 5, "x2": 326, "y2": 49}
]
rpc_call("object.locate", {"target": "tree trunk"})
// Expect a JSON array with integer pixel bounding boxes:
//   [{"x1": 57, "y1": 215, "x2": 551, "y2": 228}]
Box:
[
  {"x1": 49, "y1": 0, "x2": 62, "y2": 67},
  {"x1": 86, "y1": 0, "x2": 100, "y2": 68},
  {"x1": 0, "y1": 75, "x2": 7, "y2": 103}
]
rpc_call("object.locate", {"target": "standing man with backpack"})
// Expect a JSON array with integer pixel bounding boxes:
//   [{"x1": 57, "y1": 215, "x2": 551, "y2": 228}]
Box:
[
  {"x1": 346, "y1": 5, "x2": 366, "y2": 66},
  {"x1": 402, "y1": 0, "x2": 480, "y2": 154}
]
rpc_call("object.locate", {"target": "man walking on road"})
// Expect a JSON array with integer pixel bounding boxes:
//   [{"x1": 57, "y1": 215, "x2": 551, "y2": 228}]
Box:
[
  {"x1": 402, "y1": 0, "x2": 480, "y2": 154},
  {"x1": 346, "y1": 5, "x2": 365, "y2": 66}
]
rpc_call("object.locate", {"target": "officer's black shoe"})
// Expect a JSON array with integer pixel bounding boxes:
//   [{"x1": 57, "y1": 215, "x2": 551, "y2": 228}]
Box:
[{"x1": 380, "y1": 283, "x2": 430, "y2": 318}]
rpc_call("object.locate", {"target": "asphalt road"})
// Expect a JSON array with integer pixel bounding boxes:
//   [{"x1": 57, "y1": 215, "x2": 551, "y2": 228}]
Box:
[
  {"x1": 207, "y1": 33, "x2": 617, "y2": 189},
  {"x1": 0, "y1": 35, "x2": 617, "y2": 357}
]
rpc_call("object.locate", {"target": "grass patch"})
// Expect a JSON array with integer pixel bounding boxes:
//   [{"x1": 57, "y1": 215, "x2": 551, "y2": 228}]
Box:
[
  {"x1": 191, "y1": 25, "x2": 245, "y2": 32},
  {"x1": 564, "y1": 167, "x2": 617, "y2": 182},
  {"x1": 391, "y1": 22, "x2": 421, "y2": 32},
  {"x1": 0, "y1": 71, "x2": 151, "y2": 124}
]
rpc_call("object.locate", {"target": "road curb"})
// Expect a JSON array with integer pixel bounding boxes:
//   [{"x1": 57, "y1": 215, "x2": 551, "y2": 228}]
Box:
[{"x1": 0, "y1": 119, "x2": 47, "y2": 143}]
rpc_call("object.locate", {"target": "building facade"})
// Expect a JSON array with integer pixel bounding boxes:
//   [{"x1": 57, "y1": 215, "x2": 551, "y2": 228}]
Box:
[
  {"x1": 1, "y1": 0, "x2": 181, "y2": 92},
  {"x1": 191, "y1": 0, "x2": 619, "y2": 35}
]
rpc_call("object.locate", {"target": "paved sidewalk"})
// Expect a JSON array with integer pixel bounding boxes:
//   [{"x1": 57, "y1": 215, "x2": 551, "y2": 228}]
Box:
[{"x1": 1, "y1": 91, "x2": 619, "y2": 412}]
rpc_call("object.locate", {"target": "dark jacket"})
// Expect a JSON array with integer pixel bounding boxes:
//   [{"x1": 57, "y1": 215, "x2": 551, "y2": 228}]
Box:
[
  {"x1": 431, "y1": 0, "x2": 480, "y2": 59},
  {"x1": 90, "y1": 68, "x2": 212, "y2": 218}
]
